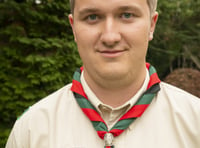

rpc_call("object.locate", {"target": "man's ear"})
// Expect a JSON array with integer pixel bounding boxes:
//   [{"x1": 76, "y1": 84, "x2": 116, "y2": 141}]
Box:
[
  {"x1": 149, "y1": 11, "x2": 158, "y2": 41},
  {"x1": 68, "y1": 14, "x2": 77, "y2": 42}
]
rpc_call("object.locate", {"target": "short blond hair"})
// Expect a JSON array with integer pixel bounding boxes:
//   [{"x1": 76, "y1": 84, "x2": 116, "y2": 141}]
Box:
[
  {"x1": 147, "y1": 0, "x2": 157, "y2": 15},
  {"x1": 69, "y1": 0, "x2": 157, "y2": 15}
]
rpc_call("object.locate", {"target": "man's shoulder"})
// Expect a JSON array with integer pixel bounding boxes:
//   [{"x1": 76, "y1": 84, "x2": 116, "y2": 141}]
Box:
[
  {"x1": 160, "y1": 81, "x2": 199, "y2": 99},
  {"x1": 156, "y1": 82, "x2": 200, "y2": 126},
  {"x1": 32, "y1": 83, "x2": 73, "y2": 108},
  {"x1": 158, "y1": 82, "x2": 200, "y2": 109},
  {"x1": 18, "y1": 83, "x2": 74, "y2": 121},
  {"x1": 6, "y1": 83, "x2": 79, "y2": 147}
]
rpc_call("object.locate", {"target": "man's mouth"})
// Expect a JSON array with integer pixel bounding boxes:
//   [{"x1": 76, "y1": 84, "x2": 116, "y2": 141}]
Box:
[{"x1": 98, "y1": 49, "x2": 126, "y2": 58}]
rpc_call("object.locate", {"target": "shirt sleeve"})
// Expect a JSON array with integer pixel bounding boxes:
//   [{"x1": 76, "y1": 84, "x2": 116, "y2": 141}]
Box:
[
  {"x1": 6, "y1": 109, "x2": 31, "y2": 148},
  {"x1": 6, "y1": 128, "x2": 20, "y2": 148}
]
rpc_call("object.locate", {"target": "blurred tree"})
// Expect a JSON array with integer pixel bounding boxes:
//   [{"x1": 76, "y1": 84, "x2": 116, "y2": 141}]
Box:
[
  {"x1": 148, "y1": 0, "x2": 200, "y2": 78},
  {"x1": 0, "y1": 0, "x2": 81, "y2": 146}
]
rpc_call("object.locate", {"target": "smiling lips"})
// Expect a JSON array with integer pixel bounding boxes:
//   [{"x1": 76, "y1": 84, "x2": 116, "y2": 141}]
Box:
[{"x1": 98, "y1": 49, "x2": 126, "y2": 58}]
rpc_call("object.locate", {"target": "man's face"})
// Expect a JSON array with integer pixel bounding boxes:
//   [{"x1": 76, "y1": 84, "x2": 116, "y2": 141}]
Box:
[{"x1": 69, "y1": 0, "x2": 158, "y2": 87}]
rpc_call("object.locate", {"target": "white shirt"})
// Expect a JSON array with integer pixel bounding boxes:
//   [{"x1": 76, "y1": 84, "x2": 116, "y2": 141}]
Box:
[{"x1": 6, "y1": 74, "x2": 200, "y2": 148}]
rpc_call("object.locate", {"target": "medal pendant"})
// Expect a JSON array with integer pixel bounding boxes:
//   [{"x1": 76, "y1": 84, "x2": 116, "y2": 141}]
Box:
[{"x1": 104, "y1": 133, "x2": 114, "y2": 147}]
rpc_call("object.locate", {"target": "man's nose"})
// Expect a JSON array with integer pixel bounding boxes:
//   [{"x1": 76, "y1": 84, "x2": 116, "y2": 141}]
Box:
[{"x1": 100, "y1": 17, "x2": 121, "y2": 47}]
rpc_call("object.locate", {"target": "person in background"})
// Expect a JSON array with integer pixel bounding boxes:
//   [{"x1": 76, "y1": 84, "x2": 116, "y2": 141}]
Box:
[{"x1": 6, "y1": 0, "x2": 200, "y2": 147}]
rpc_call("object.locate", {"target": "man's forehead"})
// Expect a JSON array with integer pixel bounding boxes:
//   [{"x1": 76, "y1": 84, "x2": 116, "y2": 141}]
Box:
[{"x1": 74, "y1": 0, "x2": 148, "y2": 12}]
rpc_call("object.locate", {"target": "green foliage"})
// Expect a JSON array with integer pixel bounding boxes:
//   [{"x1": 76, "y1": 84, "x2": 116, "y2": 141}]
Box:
[
  {"x1": 0, "y1": 0, "x2": 81, "y2": 146},
  {"x1": 148, "y1": 0, "x2": 200, "y2": 77},
  {"x1": 0, "y1": 125, "x2": 11, "y2": 147}
]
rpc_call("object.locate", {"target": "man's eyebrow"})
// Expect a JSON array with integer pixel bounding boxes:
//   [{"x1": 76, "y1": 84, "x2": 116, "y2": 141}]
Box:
[
  {"x1": 117, "y1": 5, "x2": 142, "y2": 12},
  {"x1": 78, "y1": 7, "x2": 100, "y2": 15},
  {"x1": 77, "y1": 5, "x2": 142, "y2": 16}
]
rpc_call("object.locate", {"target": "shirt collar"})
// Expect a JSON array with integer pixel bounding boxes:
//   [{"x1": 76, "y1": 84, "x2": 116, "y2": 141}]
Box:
[{"x1": 80, "y1": 68, "x2": 150, "y2": 113}]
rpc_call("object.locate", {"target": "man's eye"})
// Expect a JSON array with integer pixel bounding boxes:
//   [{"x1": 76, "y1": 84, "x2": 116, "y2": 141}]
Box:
[
  {"x1": 83, "y1": 14, "x2": 100, "y2": 24},
  {"x1": 121, "y1": 13, "x2": 133, "y2": 19},
  {"x1": 87, "y1": 14, "x2": 98, "y2": 21}
]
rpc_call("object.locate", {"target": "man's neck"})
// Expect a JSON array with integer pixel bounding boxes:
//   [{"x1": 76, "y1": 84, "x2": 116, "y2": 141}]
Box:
[{"x1": 83, "y1": 68, "x2": 147, "y2": 108}]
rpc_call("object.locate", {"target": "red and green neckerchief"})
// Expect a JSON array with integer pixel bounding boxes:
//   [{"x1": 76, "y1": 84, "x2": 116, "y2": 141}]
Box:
[{"x1": 71, "y1": 63, "x2": 161, "y2": 148}]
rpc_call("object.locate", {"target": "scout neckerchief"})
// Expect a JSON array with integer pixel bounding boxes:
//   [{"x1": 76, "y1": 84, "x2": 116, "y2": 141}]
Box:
[{"x1": 71, "y1": 63, "x2": 161, "y2": 148}]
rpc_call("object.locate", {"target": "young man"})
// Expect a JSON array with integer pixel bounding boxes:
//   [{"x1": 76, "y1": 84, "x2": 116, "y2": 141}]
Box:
[{"x1": 6, "y1": 0, "x2": 200, "y2": 147}]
